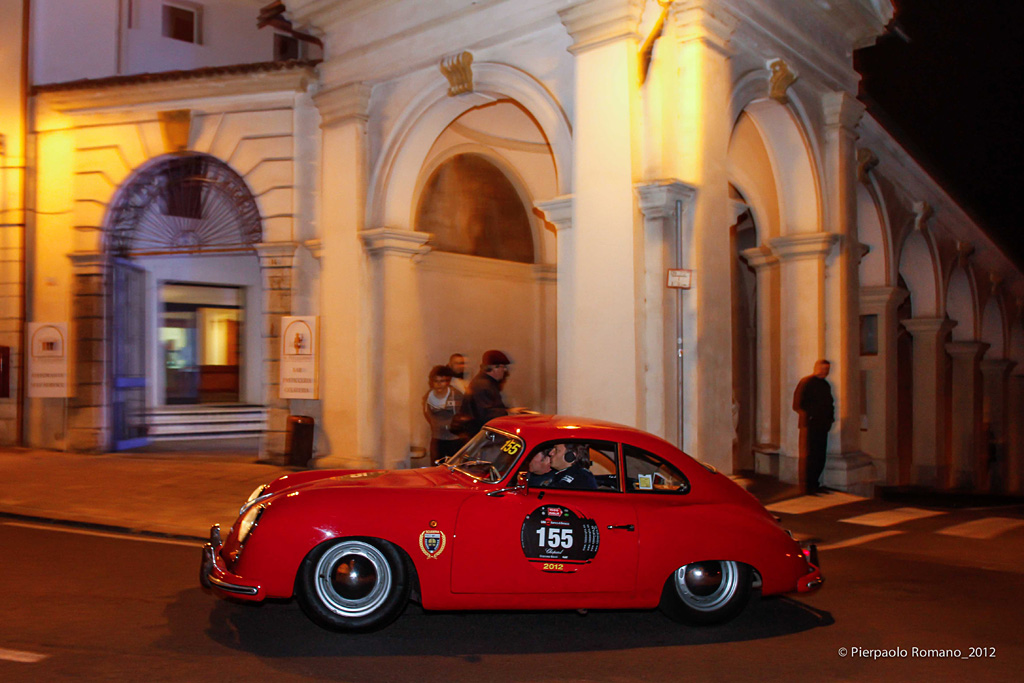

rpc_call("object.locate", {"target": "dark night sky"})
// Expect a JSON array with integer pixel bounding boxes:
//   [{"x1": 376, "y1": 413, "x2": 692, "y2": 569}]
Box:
[{"x1": 854, "y1": 0, "x2": 1024, "y2": 267}]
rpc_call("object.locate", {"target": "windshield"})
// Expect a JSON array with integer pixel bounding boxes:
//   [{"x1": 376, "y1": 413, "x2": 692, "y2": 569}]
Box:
[{"x1": 443, "y1": 428, "x2": 525, "y2": 483}]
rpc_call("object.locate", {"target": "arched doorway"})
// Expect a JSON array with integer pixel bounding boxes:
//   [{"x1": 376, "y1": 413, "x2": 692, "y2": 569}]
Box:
[{"x1": 103, "y1": 153, "x2": 264, "y2": 449}]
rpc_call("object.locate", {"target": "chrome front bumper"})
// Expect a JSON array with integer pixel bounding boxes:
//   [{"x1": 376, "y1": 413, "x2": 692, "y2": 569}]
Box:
[{"x1": 199, "y1": 524, "x2": 260, "y2": 597}]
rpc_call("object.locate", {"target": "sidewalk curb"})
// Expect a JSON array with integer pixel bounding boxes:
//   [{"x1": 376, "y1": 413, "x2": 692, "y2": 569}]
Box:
[{"x1": 0, "y1": 509, "x2": 207, "y2": 543}]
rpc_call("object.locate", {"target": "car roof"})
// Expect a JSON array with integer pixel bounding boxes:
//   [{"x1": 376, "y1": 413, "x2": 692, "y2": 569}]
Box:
[{"x1": 486, "y1": 414, "x2": 675, "y2": 451}]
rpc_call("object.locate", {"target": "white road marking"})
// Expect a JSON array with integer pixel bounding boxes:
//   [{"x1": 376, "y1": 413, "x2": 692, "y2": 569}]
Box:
[
  {"x1": 765, "y1": 491, "x2": 866, "y2": 514},
  {"x1": 937, "y1": 517, "x2": 1024, "y2": 540},
  {"x1": 818, "y1": 530, "x2": 904, "y2": 550},
  {"x1": 0, "y1": 647, "x2": 48, "y2": 663},
  {"x1": 840, "y1": 507, "x2": 945, "y2": 527},
  {"x1": 2, "y1": 521, "x2": 200, "y2": 547}
]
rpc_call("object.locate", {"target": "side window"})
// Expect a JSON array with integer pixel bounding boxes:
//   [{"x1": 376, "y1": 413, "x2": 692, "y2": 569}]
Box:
[
  {"x1": 520, "y1": 440, "x2": 619, "y2": 492},
  {"x1": 622, "y1": 444, "x2": 690, "y2": 494}
]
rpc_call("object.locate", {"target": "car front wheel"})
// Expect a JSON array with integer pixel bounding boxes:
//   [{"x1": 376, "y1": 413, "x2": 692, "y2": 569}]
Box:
[
  {"x1": 296, "y1": 537, "x2": 411, "y2": 632},
  {"x1": 659, "y1": 560, "x2": 751, "y2": 625}
]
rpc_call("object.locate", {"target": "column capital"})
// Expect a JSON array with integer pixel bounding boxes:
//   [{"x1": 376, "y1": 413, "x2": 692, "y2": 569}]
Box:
[
  {"x1": 981, "y1": 358, "x2": 1017, "y2": 377},
  {"x1": 860, "y1": 285, "x2": 909, "y2": 310},
  {"x1": 533, "y1": 264, "x2": 558, "y2": 283},
  {"x1": 823, "y1": 91, "x2": 866, "y2": 132},
  {"x1": 558, "y1": 0, "x2": 644, "y2": 54},
  {"x1": 769, "y1": 232, "x2": 839, "y2": 262},
  {"x1": 360, "y1": 227, "x2": 431, "y2": 259},
  {"x1": 304, "y1": 238, "x2": 323, "y2": 261},
  {"x1": 740, "y1": 245, "x2": 778, "y2": 271},
  {"x1": 946, "y1": 340, "x2": 990, "y2": 361},
  {"x1": 901, "y1": 316, "x2": 956, "y2": 339},
  {"x1": 669, "y1": 0, "x2": 738, "y2": 56},
  {"x1": 314, "y1": 82, "x2": 371, "y2": 128},
  {"x1": 635, "y1": 179, "x2": 696, "y2": 220},
  {"x1": 254, "y1": 241, "x2": 299, "y2": 268},
  {"x1": 535, "y1": 195, "x2": 574, "y2": 231},
  {"x1": 68, "y1": 251, "x2": 105, "y2": 274}
]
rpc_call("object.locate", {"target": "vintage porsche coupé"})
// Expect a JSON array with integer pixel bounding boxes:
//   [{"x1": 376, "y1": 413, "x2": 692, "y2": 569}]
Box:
[{"x1": 201, "y1": 415, "x2": 822, "y2": 631}]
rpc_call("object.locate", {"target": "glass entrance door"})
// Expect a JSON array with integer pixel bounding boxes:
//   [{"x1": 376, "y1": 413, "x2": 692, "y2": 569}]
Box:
[{"x1": 160, "y1": 283, "x2": 242, "y2": 404}]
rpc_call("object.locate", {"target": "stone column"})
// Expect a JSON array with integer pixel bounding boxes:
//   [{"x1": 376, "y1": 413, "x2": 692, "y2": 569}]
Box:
[
  {"x1": 1007, "y1": 372, "x2": 1024, "y2": 493},
  {"x1": 981, "y1": 358, "x2": 1015, "y2": 492},
  {"x1": 313, "y1": 83, "x2": 372, "y2": 468},
  {"x1": 820, "y1": 92, "x2": 872, "y2": 493},
  {"x1": 945, "y1": 341, "x2": 987, "y2": 489},
  {"x1": 67, "y1": 252, "x2": 108, "y2": 452},
  {"x1": 535, "y1": 196, "x2": 573, "y2": 417},
  {"x1": 859, "y1": 286, "x2": 909, "y2": 485},
  {"x1": 769, "y1": 233, "x2": 839, "y2": 485},
  {"x1": 635, "y1": 180, "x2": 697, "y2": 444},
  {"x1": 739, "y1": 246, "x2": 780, "y2": 452},
  {"x1": 255, "y1": 242, "x2": 298, "y2": 460},
  {"x1": 662, "y1": 0, "x2": 737, "y2": 470},
  {"x1": 557, "y1": 0, "x2": 645, "y2": 426},
  {"x1": 901, "y1": 317, "x2": 955, "y2": 487},
  {"x1": 360, "y1": 228, "x2": 430, "y2": 469}
]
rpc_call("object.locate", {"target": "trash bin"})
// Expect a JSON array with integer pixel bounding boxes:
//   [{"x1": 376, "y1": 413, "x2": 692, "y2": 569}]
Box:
[{"x1": 286, "y1": 415, "x2": 315, "y2": 467}]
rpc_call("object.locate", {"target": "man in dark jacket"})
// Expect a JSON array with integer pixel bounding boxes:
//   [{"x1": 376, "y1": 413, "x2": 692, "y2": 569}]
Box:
[
  {"x1": 793, "y1": 359, "x2": 834, "y2": 494},
  {"x1": 546, "y1": 443, "x2": 598, "y2": 490},
  {"x1": 457, "y1": 349, "x2": 520, "y2": 437}
]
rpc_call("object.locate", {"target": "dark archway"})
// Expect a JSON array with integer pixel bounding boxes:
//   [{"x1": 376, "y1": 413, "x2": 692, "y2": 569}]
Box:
[{"x1": 414, "y1": 153, "x2": 534, "y2": 263}]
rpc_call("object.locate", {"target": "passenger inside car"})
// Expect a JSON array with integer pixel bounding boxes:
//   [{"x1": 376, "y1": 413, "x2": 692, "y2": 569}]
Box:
[{"x1": 545, "y1": 443, "x2": 598, "y2": 490}]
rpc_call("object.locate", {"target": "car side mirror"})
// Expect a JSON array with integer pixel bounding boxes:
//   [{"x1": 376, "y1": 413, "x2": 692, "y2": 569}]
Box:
[{"x1": 516, "y1": 470, "x2": 529, "y2": 491}]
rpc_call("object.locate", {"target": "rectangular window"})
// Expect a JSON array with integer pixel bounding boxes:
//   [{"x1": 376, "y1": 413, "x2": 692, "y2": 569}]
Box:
[
  {"x1": 860, "y1": 314, "x2": 878, "y2": 355},
  {"x1": 274, "y1": 33, "x2": 300, "y2": 61},
  {"x1": 162, "y1": 3, "x2": 202, "y2": 44}
]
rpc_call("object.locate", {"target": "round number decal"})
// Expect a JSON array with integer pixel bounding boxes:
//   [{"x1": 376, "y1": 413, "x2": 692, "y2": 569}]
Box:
[{"x1": 521, "y1": 505, "x2": 600, "y2": 563}]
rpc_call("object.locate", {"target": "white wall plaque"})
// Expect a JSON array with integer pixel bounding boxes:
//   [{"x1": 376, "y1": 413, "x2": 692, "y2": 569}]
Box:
[
  {"x1": 28, "y1": 322, "x2": 70, "y2": 398},
  {"x1": 667, "y1": 269, "x2": 693, "y2": 289},
  {"x1": 280, "y1": 316, "x2": 319, "y2": 399}
]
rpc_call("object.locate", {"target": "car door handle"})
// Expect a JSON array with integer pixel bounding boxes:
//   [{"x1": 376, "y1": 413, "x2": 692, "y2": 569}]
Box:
[{"x1": 607, "y1": 524, "x2": 635, "y2": 531}]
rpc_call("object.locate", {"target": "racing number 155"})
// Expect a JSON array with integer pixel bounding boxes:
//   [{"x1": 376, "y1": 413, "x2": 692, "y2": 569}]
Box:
[{"x1": 536, "y1": 527, "x2": 573, "y2": 549}]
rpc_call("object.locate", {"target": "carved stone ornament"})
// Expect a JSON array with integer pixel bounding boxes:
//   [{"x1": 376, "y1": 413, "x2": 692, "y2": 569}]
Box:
[
  {"x1": 857, "y1": 148, "x2": 879, "y2": 183},
  {"x1": 441, "y1": 52, "x2": 474, "y2": 97},
  {"x1": 767, "y1": 59, "x2": 797, "y2": 104},
  {"x1": 956, "y1": 240, "x2": 974, "y2": 267},
  {"x1": 912, "y1": 201, "x2": 933, "y2": 232},
  {"x1": 158, "y1": 109, "x2": 191, "y2": 153}
]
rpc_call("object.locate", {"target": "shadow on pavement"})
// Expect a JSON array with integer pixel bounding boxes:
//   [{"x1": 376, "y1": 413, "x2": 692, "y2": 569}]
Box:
[{"x1": 168, "y1": 589, "x2": 832, "y2": 659}]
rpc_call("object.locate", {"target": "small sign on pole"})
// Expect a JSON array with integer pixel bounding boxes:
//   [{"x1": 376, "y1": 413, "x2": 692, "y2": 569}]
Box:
[
  {"x1": 280, "y1": 316, "x2": 320, "y2": 399},
  {"x1": 27, "y1": 322, "x2": 71, "y2": 398},
  {"x1": 666, "y1": 269, "x2": 693, "y2": 289}
]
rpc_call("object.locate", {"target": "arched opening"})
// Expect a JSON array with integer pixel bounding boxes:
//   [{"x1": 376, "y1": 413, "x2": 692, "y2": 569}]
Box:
[
  {"x1": 414, "y1": 153, "x2": 535, "y2": 263},
  {"x1": 896, "y1": 276, "x2": 914, "y2": 484},
  {"x1": 103, "y1": 153, "x2": 264, "y2": 450},
  {"x1": 405, "y1": 98, "x2": 559, "y2": 448}
]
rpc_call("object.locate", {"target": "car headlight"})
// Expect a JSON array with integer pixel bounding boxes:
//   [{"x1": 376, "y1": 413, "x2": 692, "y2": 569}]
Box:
[
  {"x1": 237, "y1": 504, "x2": 265, "y2": 546},
  {"x1": 239, "y1": 484, "x2": 269, "y2": 516}
]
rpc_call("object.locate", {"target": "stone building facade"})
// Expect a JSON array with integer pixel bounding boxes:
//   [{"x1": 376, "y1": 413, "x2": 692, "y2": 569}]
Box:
[{"x1": 0, "y1": 0, "x2": 1021, "y2": 494}]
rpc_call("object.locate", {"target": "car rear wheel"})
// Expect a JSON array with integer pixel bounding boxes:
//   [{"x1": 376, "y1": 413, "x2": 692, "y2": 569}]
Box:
[
  {"x1": 296, "y1": 537, "x2": 410, "y2": 632},
  {"x1": 659, "y1": 560, "x2": 751, "y2": 625}
]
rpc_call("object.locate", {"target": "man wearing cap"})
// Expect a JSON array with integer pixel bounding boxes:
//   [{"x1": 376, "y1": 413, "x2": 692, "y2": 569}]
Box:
[{"x1": 455, "y1": 349, "x2": 524, "y2": 437}]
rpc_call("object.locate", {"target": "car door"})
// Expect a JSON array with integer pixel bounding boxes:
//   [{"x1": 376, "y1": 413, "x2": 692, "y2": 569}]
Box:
[{"x1": 450, "y1": 486, "x2": 638, "y2": 595}]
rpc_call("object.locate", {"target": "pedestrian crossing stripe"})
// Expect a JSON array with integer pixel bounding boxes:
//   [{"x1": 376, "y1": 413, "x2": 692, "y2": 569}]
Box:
[
  {"x1": 840, "y1": 507, "x2": 946, "y2": 527},
  {"x1": 936, "y1": 517, "x2": 1024, "y2": 540},
  {"x1": 765, "y1": 491, "x2": 866, "y2": 515}
]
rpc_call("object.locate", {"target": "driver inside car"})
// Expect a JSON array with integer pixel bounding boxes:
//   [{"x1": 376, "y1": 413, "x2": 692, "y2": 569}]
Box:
[{"x1": 545, "y1": 443, "x2": 598, "y2": 490}]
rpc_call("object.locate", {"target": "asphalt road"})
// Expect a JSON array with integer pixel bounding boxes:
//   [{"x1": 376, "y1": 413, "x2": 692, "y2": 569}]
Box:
[{"x1": 1, "y1": 498, "x2": 1021, "y2": 682}]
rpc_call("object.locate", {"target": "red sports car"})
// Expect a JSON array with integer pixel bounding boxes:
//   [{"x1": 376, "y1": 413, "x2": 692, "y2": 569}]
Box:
[{"x1": 200, "y1": 415, "x2": 822, "y2": 631}]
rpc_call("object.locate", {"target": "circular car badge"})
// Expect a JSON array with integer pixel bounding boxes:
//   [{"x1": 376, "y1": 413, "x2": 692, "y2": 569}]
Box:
[{"x1": 521, "y1": 505, "x2": 600, "y2": 563}]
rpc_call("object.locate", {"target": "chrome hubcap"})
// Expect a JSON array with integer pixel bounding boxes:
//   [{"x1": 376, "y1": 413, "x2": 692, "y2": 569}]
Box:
[
  {"x1": 674, "y1": 561, "x2": 739, "y2": 611},
  {"x1": 315, "y1": 541, "x2": 392, "y2": 618}
]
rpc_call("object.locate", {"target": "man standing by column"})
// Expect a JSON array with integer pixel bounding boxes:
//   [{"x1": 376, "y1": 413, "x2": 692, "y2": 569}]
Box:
[{"x1": 793, "y1": 360, "x2": 834, "y2": 494}]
